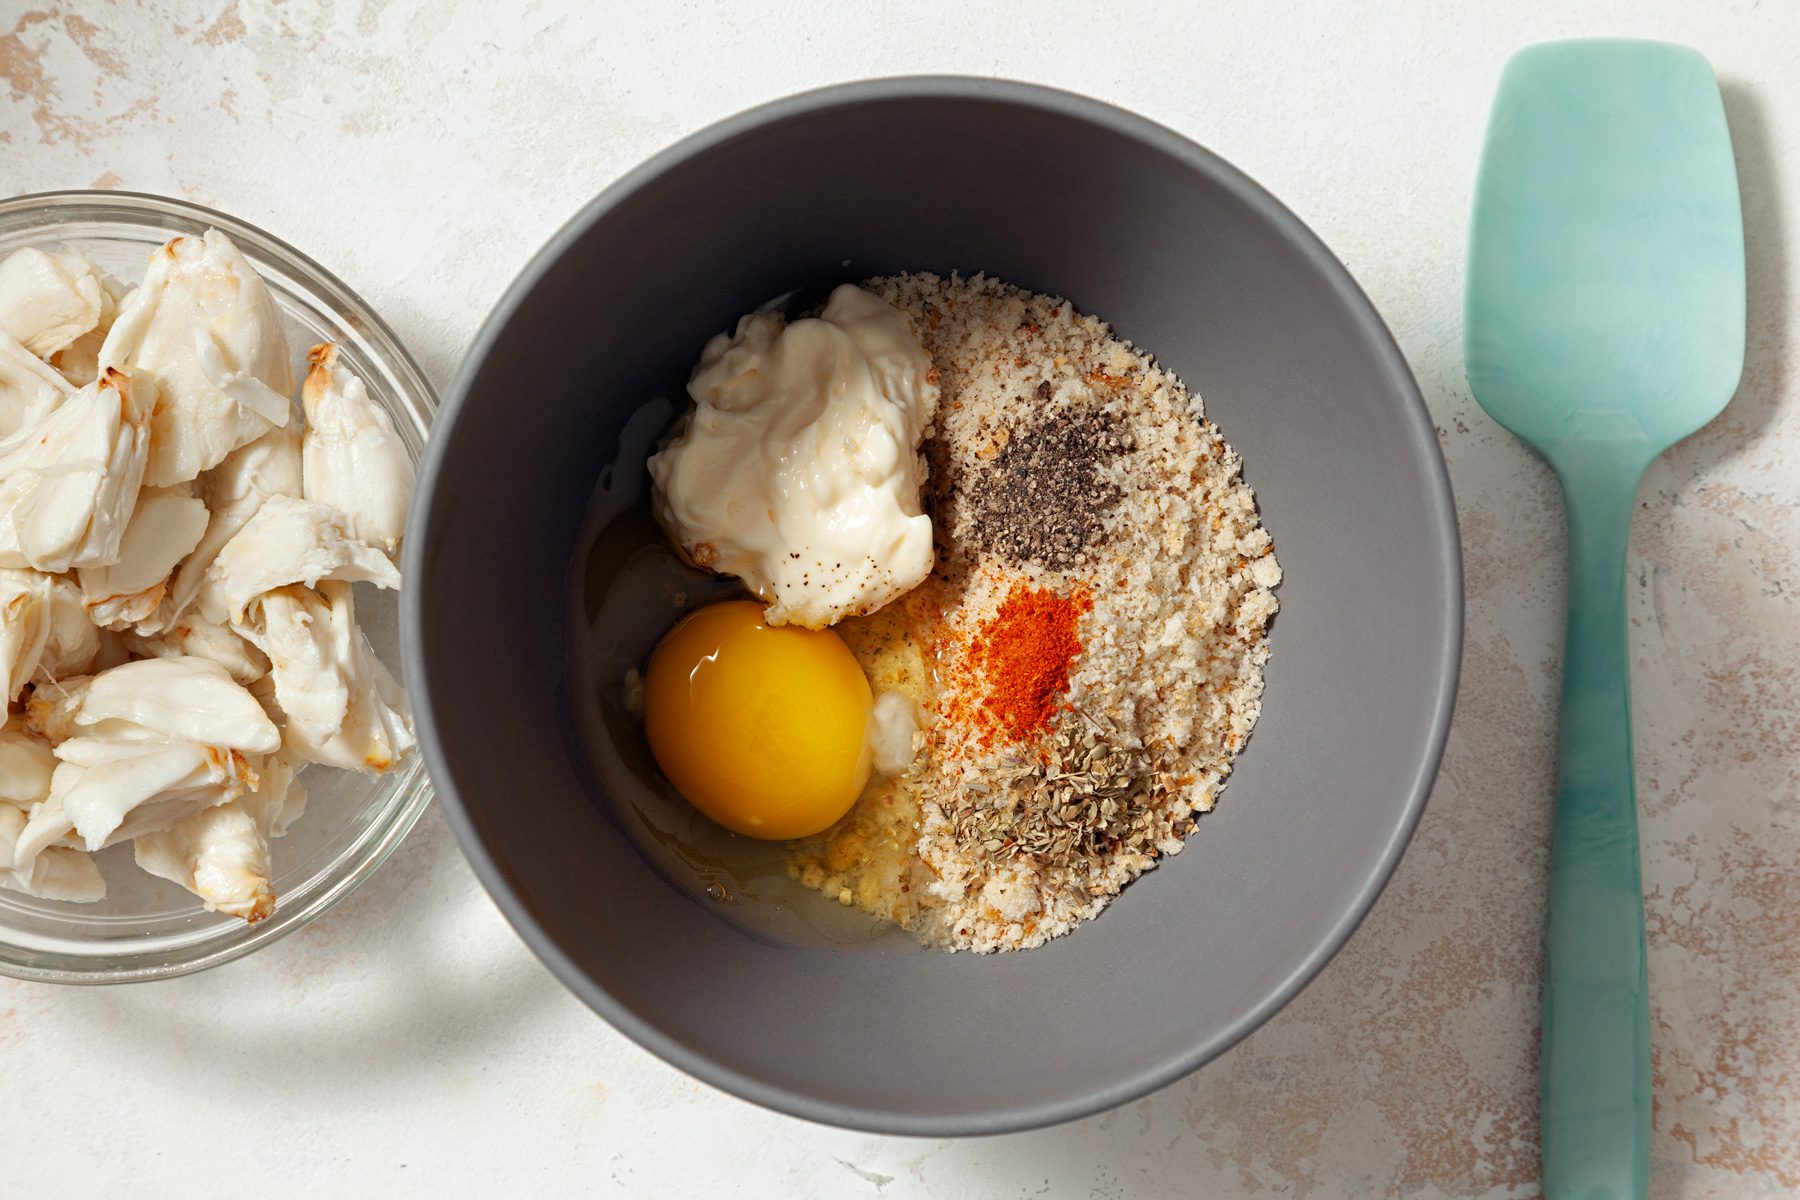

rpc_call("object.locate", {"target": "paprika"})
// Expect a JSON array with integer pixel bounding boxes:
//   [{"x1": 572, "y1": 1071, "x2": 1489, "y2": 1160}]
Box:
[{"x1": 963, "y1": 583, "x2": 1092, "y2": 744}]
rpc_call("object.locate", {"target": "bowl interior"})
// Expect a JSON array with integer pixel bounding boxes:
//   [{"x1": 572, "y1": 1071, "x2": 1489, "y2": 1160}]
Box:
[
  {"x1": 0, "y1": 196, "x2": 435, "y2": 981},
  {"x1": 412, "y1": 81, "x2": 1459, "y2": 1133}
]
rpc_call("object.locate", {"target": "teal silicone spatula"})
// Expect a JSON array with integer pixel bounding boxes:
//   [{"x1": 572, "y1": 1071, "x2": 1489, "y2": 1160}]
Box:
[{"x1": 1465, "y1": 40, "x2": 1744, "y2": 1200}]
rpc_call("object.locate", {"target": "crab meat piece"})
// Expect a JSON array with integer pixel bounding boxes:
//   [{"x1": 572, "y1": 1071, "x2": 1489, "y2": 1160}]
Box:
[
  {"x1": 198, "y1": 494, "x2": 399, "y2": 625},
  {"x1": 8, "y1": 793, "x2": 75, "y2": 871},
  {"x1": 0, "y1": 726, "x2": 56, "y2": 809},
  {"x1": 0, "y1": 799, "x2": 104, "y2": 902},
  {"x1": 238, "y1": 581, "x2": 413, "y2": 771},
  {"x1": 34, "y1": 573, "x2": 101, "y2": 682},
  {"x1": 0, "y1": 569, "x2": 51, "y2": 718},
  {"x1": 247, "y1": 672, "x2": 282, "y2": 726},
  {"x1": 134, "y1": 749, "x2": 303, "y2": 923},
  {"x1": 0, "y1": 367, "x2": 152, "y2": 573},
  {"x1": 227, "y1": 746, "x2": 306, "y2": 839},
  {"x1": 17, "y1": 848, "x2": 106, "y2": 900},
  {"x1": 48, "y1": 274, "x2": 127, "y2": 389},
  {"x1": 125, "y1": 613, "x2": 268, "y2": 685},
  {"x1": 155, "y1": 421, "x2": 301, "y2": 633},
  {"x1": 200, "y1": 417, "x2": 304, "y2": 511},
  {"x1": 267, "y1": 757, "x2": 307, "y2": 837},
  {"x1": 0, "y1": 330, "x2": 73, "y2": 440},
  {"x1": 77, "y1": 486, "x2": 208, "y2": 631},
  {"x1": 0, "y1": 727, "x2": 82, "y2": 897},
  {"x1": 135, "y1": 797, "x2": 272, "y2": 920},
  {"x1": 42, "y1": 657, "x2": 280, "y2": 753},
  {"x1": 0, "y1": 248, "x2": 105, "y2": 359},
  {"x1": 300, "y1": 343, "x2": 413, "y2": 555},
  {"x1": 0, "y1": 737, "x2": 91, "y2": 900},
  {"x1": 17, "y1": 737, "x2": 254, "y2": 856},
  {"x1": 97, "y1": 230, "x2": 293, "y2": 487},
  {"x1": 22, "y1": 675, "x2": 89, "y2": 744}
]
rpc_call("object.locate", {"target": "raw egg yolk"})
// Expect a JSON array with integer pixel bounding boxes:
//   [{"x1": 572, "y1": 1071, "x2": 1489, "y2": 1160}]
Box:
[{"x1": 643, "y1": 600, "x2": 872, "y2": 840}]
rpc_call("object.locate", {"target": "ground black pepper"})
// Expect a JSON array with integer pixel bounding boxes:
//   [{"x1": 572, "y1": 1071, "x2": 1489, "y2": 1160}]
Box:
[{"x1": 960, "y1": 395, "x2": 1131, "y2": 570}]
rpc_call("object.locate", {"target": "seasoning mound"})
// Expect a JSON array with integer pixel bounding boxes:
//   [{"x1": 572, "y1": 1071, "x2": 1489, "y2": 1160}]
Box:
[
  {"x1": 959, "y1": 402, "x2": 1130, "y2": 571},
  {"x1": 790, "y1": 272, "x2": 1281, "y2": 952},
  {"x1": 961, "y1": 582, "x2": 1091, "y2": 745}
]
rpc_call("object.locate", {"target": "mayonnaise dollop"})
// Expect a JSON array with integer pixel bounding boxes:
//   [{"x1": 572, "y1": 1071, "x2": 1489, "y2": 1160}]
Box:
[{"x1": 648, "y1": 285, "x2": 938, "y2": 628}]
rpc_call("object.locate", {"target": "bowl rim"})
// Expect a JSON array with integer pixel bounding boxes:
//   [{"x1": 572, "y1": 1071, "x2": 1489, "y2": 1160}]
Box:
[
  {"x1": 0, "y1": 189, "x2": 438, "y2": 985},
  {"x1": 406, "y1": 75, "x2": 1464, "y2": 1135}
]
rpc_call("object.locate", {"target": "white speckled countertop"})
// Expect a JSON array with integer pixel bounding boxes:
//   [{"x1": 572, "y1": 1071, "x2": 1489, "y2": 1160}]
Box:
[{"x1": 5, "y1": 2, "x2": 1797, "y2": 1195}]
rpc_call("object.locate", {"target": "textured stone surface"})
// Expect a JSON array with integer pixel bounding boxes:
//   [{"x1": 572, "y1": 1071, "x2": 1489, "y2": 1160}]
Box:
[{"x1": 3, "y1": 2, "x2": 1795, "y2": 1195}]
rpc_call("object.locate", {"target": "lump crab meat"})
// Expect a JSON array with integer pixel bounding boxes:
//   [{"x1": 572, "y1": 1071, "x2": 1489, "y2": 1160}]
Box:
[
  {"x1": 16, "y1": 736, "x2": 255, "y2": 858},
  {"x1": 0, "y1": 367, "x2": 152, "y2": 574},
  {"x1": 237, "y1": 581, "x2": 413, "y2": 771},
  {"x1": 0, "y1": 569, "x2": 51, "y2": 719},
  {"x1": 97, "y1": 230, "x2": 293, "y2": 487},
  {"x1": 0, "y1": 330, "x2": 73, "y2": 440},
  {"x1": 77, "y1": 486, "x2": 208, "y2": 631},
  {"x1": 34, "y1": 573, "x2": 102, "y2": 682},
  {"x1": 0, "y1": 805, "x2": 104, "y2": 901},
  {"x1": 27, "y1": 657, "x2": 279, "y2": 754},
  {"x1": 125, "y1": 613, "x2": 268, "y2": 685},
  {"x1": 156, "y1": 421, "x2": 301, "y2": 632},
  {"x1": 0, "y1": 726, "x2": 55, "y2": 809},
  {"x1": 0, "y1": 226, "x2": 415, "y2": 910},
  {"x1": 0, "y1": 247, "x2": 105, "y2": 359},
  {"x1": 51, "y1": 276, "x2": 127, "y2": 389},
  {"x1": 300, "y1": 342, "x2": 413, "y2": 555},
  {"x1": 135, "y1": 751, "x2": 304, "y2": 922},
  {"x1": 0, "y1": 726, "x2": 102, "y2": 900},
  {"x1": 198, "y1": 494, "x2": 399, "y2": 625}
]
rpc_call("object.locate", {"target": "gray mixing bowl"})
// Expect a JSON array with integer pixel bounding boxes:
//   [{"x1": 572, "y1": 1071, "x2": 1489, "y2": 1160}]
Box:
[{"x1": 404, "y1": 77, "x2": 1461, "y2": 1134}]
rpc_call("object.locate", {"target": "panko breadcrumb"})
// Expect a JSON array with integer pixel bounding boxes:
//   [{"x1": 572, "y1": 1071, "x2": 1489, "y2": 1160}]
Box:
[{"x1": 789, "y1": 273, "x2": 1280, "y2": 952}]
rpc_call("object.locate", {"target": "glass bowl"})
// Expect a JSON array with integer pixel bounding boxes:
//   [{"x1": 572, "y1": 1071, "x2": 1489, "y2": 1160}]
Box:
[{"x1": 0, "y1": 191, "x2": 436, "y2": 983}]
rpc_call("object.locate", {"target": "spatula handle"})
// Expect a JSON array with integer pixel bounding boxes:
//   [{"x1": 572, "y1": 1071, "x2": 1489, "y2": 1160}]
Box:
[{"x1": 1542, "y1": 456, "x2": 1652, "y2": 1200}]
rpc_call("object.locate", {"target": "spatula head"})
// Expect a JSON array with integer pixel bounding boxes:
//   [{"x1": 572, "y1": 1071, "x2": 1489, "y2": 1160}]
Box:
[{"x1": 1465, "y1": 40, "x2": 1744, "y2": 458}]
